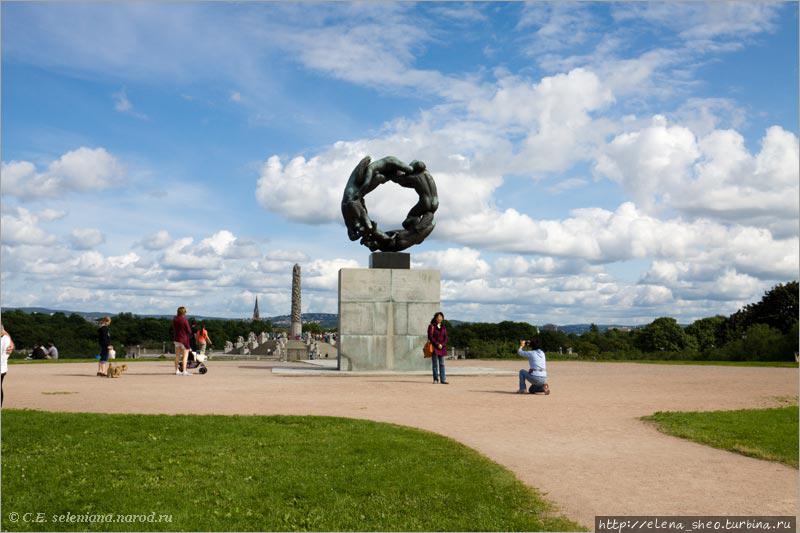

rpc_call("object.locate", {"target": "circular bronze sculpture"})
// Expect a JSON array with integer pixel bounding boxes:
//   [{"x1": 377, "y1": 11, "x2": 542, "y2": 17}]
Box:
[{"x1": 341, "y1": 156, "x2": 439, "y2": 252}]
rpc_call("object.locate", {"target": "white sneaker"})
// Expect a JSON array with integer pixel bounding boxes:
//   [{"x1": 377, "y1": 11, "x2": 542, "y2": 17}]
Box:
[
  {"x1": 182, "y1": 370, "x2": 192, "y2": 376},
  {"x1": 175, "y1": 370, "x2": 182, "y2": 375}
]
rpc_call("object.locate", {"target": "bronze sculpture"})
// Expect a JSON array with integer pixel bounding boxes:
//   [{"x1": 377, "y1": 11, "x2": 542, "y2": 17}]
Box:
[{"x1": 341, "y1": 156, "x2": 438, "y2": 252}]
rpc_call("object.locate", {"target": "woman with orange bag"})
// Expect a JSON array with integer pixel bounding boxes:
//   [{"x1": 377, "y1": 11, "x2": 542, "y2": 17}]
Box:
[{"x1": 427, "y1": 312, "x2": 449, "y2": 384}]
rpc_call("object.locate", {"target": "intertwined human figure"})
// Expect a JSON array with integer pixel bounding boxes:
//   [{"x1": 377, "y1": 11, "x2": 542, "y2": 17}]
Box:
[{"x1": 341, "y1": 156, "x2": 439, "y2": 252}]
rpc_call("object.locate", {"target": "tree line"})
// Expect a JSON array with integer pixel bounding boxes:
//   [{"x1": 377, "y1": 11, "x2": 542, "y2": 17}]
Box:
[
  {"x1": 445, "y1": 281, "x2": 798, "y2": 362},
  {"x1": 1, "y1": 281, "x2": 796, "y2": 361},
  {"x1": 0, "y1": 312, "x2": 275, "y2": 357}
]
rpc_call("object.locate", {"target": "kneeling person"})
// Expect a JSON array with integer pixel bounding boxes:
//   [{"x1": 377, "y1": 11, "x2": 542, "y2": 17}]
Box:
[{"x1": 517, "y1": 338, "x2": 550, "y2": 395}]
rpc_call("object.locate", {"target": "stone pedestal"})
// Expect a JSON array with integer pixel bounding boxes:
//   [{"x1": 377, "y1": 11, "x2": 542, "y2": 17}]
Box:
[
  {"x1": 369, "y1": 252, "x2": 410, "y2": 269},
  {"x1": 286, "y1": 339, "x2": 309, "y2": 361},
  {"x1": 338, "y1": 268, "x2": 440, "y2": 371}
]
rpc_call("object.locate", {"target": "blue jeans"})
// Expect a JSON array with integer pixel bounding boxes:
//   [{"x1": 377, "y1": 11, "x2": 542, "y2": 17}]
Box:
[
  {"x1": 432, "y1": 355, "x2": 446, "y2": 382},
  {"x1": 519, "y1": 369, "x2": 546, "y2": 392}
]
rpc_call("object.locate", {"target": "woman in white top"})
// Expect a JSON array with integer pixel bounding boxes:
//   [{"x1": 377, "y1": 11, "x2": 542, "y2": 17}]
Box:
[{"x1": 1, "y1": 324, "x2": 15, "y2": 406}]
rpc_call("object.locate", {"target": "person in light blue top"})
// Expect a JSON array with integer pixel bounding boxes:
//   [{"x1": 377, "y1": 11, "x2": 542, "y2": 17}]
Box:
[{"x1": 517, "y1": 337, "x2": 550, "y2": 395}]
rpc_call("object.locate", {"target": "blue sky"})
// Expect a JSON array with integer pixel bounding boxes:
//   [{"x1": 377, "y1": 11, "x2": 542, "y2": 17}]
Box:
[{"x1": 1, "y1": 2, "x2": 798, "y2": 324}]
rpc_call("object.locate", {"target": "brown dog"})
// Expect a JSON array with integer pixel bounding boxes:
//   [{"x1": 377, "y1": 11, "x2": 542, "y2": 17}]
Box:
[{"x1": 106, "y1": 364, "x2": 129, "y2": 378}]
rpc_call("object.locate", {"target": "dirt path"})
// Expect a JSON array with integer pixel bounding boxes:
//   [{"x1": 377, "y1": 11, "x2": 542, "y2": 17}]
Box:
[{"x1": 3, "y1": 359, "x2": 797, "y2": 528}]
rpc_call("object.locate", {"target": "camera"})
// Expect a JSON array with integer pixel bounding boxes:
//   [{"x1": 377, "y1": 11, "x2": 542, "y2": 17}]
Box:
[{"x1": 520, "y1": 338, "x2": 540, "y2": 350}]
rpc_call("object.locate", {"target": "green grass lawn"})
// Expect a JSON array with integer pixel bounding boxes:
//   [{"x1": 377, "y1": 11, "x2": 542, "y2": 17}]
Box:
[
  {"x1": 1, "y1": 410, "x2": 583, "y2": 532},
  {"x1": 642, "y1": 406, "x2": 799, "y2": 468}
]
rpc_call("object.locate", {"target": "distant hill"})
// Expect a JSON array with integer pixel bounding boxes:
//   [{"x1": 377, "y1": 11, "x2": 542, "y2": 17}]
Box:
[
  {"x1": 557, "y1": 324, "x2": 642, "y2": 334},
  {"x1": 1, "y1": 307, "x2": 231, "y2": 321},
  {"x1": 265, "y1": 313, "x2": 338, "y2": 328}
]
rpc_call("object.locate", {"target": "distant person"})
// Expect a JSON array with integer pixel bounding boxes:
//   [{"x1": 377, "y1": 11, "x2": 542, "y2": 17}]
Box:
[
  {"x1": 30, "y1": 344, "x2": 47, "y2": 360},
  {"x1": 427, "y1": 312, "x2": 449, "y2": 384},
  {"x1": 173, "y1": 306, "x2": 193, "y2": 376},
  {"x1": 517, "y1": 338, "x2": 550, "y2": 395},
  {"x1": 45, "y1": 342, "x2": 59, "y2": 360},
  {"x1": 97, "y1": 317, "x2": 112, "y2": 376},
  {"x1": 189, "y1": 320, "x2": 199, "y2": 353},
  {"x1": 107, "y1": 345, "x2": 116, "y2": 360},
  {"x1": 1, "y1": 324, "x2": 14, "y2": 406},
  {"x1": 195, "y1": 322, "x2": 211, "y2": 355}
]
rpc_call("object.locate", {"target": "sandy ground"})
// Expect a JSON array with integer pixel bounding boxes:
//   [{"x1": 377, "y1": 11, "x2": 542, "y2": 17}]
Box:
[{"x1": 2, "y1": 359, "x2": 798, "y2": 528}]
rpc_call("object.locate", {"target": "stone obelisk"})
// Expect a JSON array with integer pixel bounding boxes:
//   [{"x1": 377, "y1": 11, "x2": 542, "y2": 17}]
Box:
[{"x1": 290, "y1": 263, "x2": 302, "y2": 338}]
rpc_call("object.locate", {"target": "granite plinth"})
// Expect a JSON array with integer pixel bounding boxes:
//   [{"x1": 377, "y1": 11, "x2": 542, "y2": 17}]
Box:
[{"x1": 338, "y1": 268, "x2": 440, "y2": 371}]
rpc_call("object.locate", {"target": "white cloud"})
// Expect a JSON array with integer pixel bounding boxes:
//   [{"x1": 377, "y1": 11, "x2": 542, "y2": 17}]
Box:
[
  {"x1": 414, "y1": 247, "x2": 490, "y2": 281},
  {"x1": 139, "y1": 230, "x2": 173, "y2": 251},
  {"x1": 108, "y1": 252, "x2": 140, "y2": 269},
  {"x1": 69, "y1": 228, "x2": 106, "y2": 250},
  {"x1": 467, "y1": 69, "x2": 612, "y2": 127},
  {"x1": 199, "y1": 230, "x2": 237, "y2": 255},
  {"x1": 595, "y1": 117, "x2": 799, "y2": 236},
  {"x1": 467, "y1": 68, "x2": 615, "y2": 174},
  {"x1": 633, "y1": 284, "x2": 673, "y2": 306},
  {"x1": 595, "y1": 115, "x2": 699, "y2": 209},
  {"x1": 0, "y1": 207, "x2": 55, "y2": 246},
  {"x1": 71, "y1": 250, "x2": 107, "y2": 275},
  {"x1": 304, "y1": 258, "x2": 360, "y2": 290},
  {"x1": 493, "y1": 255, "x2": 588, "y2": 277},
  {"x1": 531, "y1": 2, "x2": 780, "y2": 106},
  {"x1": 274, "y1": 9, "x2": 450, "y2": 96},
  {"x1": 113, "y1": 88, "x2": 132, "y2": 112},
  {"x1": 668, "y1": 97, "x2": 746, "y2": 136},
  {"x1": 2, "y1": 226, "x2": 300, "y2": 316},
  {"x1": 258, "y1": 259, "x2": 296, "y2": 274},
  {"x1": 265, "y1": 249, "x2": 308, "y2": 262},
  {"x1": 547, "y1": 177, "x2": 588, "y2": 195},
  {"x1": 113, "y1": 87, "x2": 147, "y2": 119},
  {"x1": 612, "y1": 2, "x2": 780, "y2": 42},
  {"x1": 56, "y1": 286, "x2": 95, "y2": 304},
  {"x1": 517, "y1": 2, "x2": 597, "y2": 54},
  {"x1": 677, "y1": 127, "x2": 799, "y2": 236},
  {"x1": 701, "y1": 271, "x2": 765, "y2": 301},
  {"x1": 430, "y1": 4, "x2": 487, "y2": 23},
  {"x1": 640, "y1": 261, "x2": 767, "y2": 303},
  {"x1": 195, "y1": 230, "x2": 260, "y2": 259},
  {"x1": 438, "y1": 201, "x2": 798, "y2": 279},
  {"x1": 161, "y1": 237, "x2": 222, "y2": 271},
  {"x1": 1, "y1": 147, "x2": 124, "y2": 200},
  {"x1": 48, "y1": 147, "x2": 123, "y2": 190},
  {"x1": 39, "y1": 208, "x2": 68, "y2": 221}
]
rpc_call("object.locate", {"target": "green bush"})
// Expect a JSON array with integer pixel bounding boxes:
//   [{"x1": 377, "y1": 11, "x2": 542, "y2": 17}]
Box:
[{"x1": 718, "y1": 323, "x2": 794, "y2": 361}]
